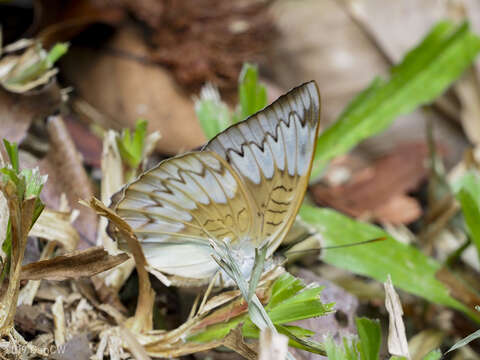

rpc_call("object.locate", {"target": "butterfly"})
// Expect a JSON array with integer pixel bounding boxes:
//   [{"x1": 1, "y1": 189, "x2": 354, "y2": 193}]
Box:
[{"x1": 108, "y1": 81, "x2": 321, "y2": 286}]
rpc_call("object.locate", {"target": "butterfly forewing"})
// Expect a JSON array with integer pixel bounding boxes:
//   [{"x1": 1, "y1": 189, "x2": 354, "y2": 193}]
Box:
[
  {"x1": 205, "y1": 81, "x2": 320, "y2": 254},
  {"x1": 110, "y1": 81, "x2": 320, "y2": 284}
]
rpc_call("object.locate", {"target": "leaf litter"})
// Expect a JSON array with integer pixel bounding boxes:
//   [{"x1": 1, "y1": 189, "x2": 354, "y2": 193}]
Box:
[{"x1": 2, "y1": 2, "x2": 480, "y2": 360}]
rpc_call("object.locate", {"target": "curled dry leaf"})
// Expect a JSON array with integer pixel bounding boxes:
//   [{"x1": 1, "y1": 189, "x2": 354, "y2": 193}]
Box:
[
  {"x1": 61, "y1": 26, "x2": 206, "y2": 155},
  {"x1": 20, "y1": 246, "x2": 129, "y2": 281},
  {"x1": 88, "y1": 197, "x2": 154, "y2": 334},
  {"x1": 39, "y1": 116, "x2": 97, "y2": 248},
  {"x1": 311, "y1": 143, "x2": 430, "y2": 224},
  {"x1": 384, "y1": 275, "x2": 410, "y2": 359}
]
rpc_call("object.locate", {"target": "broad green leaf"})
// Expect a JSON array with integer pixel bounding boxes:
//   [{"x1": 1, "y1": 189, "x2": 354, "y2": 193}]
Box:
[
  {"x1": 446, "y1": 329, "x2": 480, "y2": 354},
  {"x1": 454, "y1": 171, "x2": 480, "y2": 260},
  {"x1": 299, "y1": 206, "x2": 479, "y2": 321},
  {"x1": 312, "y1": 21, "x2": 480, "y2": 176},
  {"x1": 356, "y1": 317, "x2": 381, "y2": 360},
  {"x1": 422, "y1": 349, "x2": 442, "y2": 360},
  {"x1": 237, "y1": 63, "x2": 267, "y2": 121}
]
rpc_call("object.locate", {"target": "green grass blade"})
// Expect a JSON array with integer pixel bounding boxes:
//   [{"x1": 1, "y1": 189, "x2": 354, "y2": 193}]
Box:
[
  {"x1": 356, "y1": 317, "x2": 381, "y2": 360},
  {"x1": 312, "y1": 21, "x2": 480, "y2": 176},
  {"x1": 299, "y1": 206, "x2": 479, "y2": 321}
]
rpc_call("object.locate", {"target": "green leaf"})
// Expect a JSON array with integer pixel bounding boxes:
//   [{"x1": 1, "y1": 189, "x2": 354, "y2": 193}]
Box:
[
  {"x1": 356, "y1": 317, "x2": 381, "y2": 360},
  {"x1": 195, "y1": 84, "x2": 232, "y2": 139},
  {"x1": 188, "y1": 272, "x2": 332, "y2": 353},
  {"x1": 299, "y1": 206, "x2": 479, "y2": 321},
  {"x1": 6, "y1": 42, "x2": 69, "y2": 85},
  {"x1": 117, "y1": 119, "x2": 148, "y2": 169},
  {"x1": 237, "y1": 63, "x2": 267, "y2": 121},
  {"x1": 325, "y1": 336, "x2": 360, "y2": 360},
  {"x1": 454, "y1": 171, "x2": 480, "y2": 260},
  {"x1": 446, "y1": 329, "x2": 480, "y2": 354},
  {"x1": 312, "y1": 21, "x2": 480, "y2": 177},
  {"x1": 422, "y1": 349, "x2": 442, "y2": 360},
  {"x1": 2, "y1": 139, "x2": 19, "y2": 173},
  {"x1": 45, "y1": 43, "x2": 69, "y2": 67}
]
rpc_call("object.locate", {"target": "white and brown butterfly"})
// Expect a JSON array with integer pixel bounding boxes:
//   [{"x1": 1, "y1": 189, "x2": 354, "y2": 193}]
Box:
[{"x1": 108, "y1": 81, "x2": 321, "y2": 286}]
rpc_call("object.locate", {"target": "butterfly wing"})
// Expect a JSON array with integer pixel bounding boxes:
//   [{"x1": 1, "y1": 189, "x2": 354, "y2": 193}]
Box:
[
  {"x1": 110, "y1": 81, "x2": 320, "y2": 284},
  {"x1": 205, "y1": 81, "x2": 320, "y2": 255},
  {"x1": 111, "y1": 151, "x2": 254, "y2": 281}
]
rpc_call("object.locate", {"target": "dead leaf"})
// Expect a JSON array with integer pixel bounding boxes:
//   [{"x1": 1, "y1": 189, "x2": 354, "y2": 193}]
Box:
[
  {"x1": 311, "y1": 143, "x2": 430, "y2": 224},
  {"x1": 259, "y1": 329, "x2": 288, "y2": 360},
  {"x1": 64, "y1": 116, "x2": 103, "y2": 168},
  {"x1": 61, "y1": 26, "x2": 206, "y2": 155},
  {"x1": 89, "y1": 197, "x2": 154, "y2": 334},
  {"x1": 456, "y1": 68, "x2": 480, "y2": 146},
  {"x1": 39, "y1": 116, "x2": 97, "y2": 248},
  {"x1": 436, "y1": 267, "x2": 480, "y2": 312},
  {"x1": 50, "y1": 333, "x2": 92, "y2": 360},
  {"x1": 384, "y1": 275, "x2": 410, "y2": 359},
  {"x1": 30, "y1": 208, "x2": 80, "y2": 251},
  {"x1": 14, "y1": 304, "x2": 52, "y2": 334},
  {"x1": 270, "y1": 0, "x2": 467, "y2": 166},
  {"x1": 0, "y1": 81, "x2": 62, "y2": 144},
  {"x1": 20, "y1": 246, "x2": 129, "y2": 281},
  {"x1": 52, "y1": 296, "x2": 66, "y2": 346}
]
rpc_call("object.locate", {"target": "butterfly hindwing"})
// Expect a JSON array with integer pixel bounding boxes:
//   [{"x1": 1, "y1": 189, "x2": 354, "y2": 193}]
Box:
[{"x1": 112, "y1": 151, "x2": 254, "y2": 280}]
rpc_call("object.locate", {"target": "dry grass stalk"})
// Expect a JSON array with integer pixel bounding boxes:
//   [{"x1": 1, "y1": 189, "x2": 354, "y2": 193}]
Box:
[
  {"x1": 88, "y1": 197, "x2": 154, "y2": 334},
  {"x1": 0, "y1": 182, "x2": 36, "y2": 335}
]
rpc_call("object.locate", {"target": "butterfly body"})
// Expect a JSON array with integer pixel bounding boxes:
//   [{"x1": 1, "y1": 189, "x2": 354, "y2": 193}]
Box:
[{"x1": 109, "y1": 81, "x2": 321, "y2": 286}]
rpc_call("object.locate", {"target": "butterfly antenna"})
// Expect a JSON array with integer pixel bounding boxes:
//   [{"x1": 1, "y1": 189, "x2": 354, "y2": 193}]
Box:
[{"x1": 284, "y1": 236, "x2": 387, "y2": 255}]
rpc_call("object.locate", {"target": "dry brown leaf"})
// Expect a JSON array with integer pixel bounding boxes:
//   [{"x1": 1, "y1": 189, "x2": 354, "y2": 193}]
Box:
[
  {"x1": 61, "y1": 26, "x2": 206, "y2": 155},
  {"x1": 311, "y1": 143, "x2": 430, "y2": 224},
  {"x1": 436, "y1": 267, "x2": 480, "y2": 312},
  {"x1": 39, "y1": 116, "x2": 97, "y2": 248},
  {"x1": 384, "y1": 275, "x2": 410, "y2": 359},
  {"x1": 0, "y1": 82, "x2": 62, "y2": 144},
  {"x1": 20, "y1": 246, "x2": 129, "y2": 281}
]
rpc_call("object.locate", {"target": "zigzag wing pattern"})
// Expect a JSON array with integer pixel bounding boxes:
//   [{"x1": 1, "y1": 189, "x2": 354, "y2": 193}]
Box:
[{"x1": 205, "y1": 81, "x2": 321, "y2": 253}]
